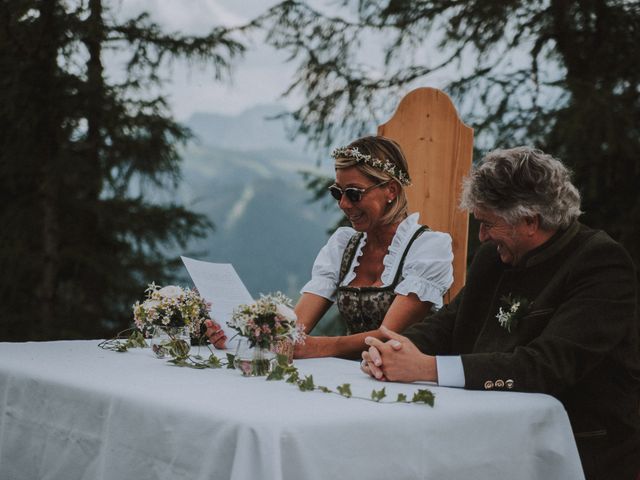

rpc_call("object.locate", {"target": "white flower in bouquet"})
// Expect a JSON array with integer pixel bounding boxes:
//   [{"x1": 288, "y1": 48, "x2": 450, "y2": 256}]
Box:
[
  {"x1": 157, "y1": 285, "x2": 183, "y2": 299},
  {"x1": 275, "y1": 303, "x2": 297, "y2": 323},
  {"x1": 229, "y1": 292, "x2": 305, "y2": 350},
  {"x1": 132, "y1": 283, "x2": 211, "y2": 336},
  {"x1": 142, "y1": 299, "x2": 161, "y2": 310}
]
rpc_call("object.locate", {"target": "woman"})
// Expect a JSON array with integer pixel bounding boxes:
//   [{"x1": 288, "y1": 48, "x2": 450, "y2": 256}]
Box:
[
  {"x1": 206, "y1": 135, "x2": 453, "y2": 358},
  {"x1": 293, "y1": 135, "x2": 453, "y2": 358}
]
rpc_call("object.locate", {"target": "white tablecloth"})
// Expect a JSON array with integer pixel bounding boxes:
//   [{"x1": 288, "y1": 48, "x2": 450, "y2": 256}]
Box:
[{"x1": 0, "y1": 340, "x2": 584, "y2": 480}]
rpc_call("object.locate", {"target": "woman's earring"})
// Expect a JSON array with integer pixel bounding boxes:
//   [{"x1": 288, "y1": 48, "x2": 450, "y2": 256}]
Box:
[{"x1": 388, "y1": 199, "x2": 393, "y2": 204}]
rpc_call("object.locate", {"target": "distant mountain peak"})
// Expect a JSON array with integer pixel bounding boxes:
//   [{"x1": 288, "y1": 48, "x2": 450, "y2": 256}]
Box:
[{"x1": 186, "y1": 104, "x2": 305, "y2": 153}]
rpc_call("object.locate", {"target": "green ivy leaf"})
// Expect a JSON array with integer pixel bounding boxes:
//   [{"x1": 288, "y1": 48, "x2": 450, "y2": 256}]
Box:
[
  {"x1": 337, "y1": 383, "x2": 352, "y2": 398},
  {"x1": 267, "y1": 365, "x2": 285, "y2": 381},
  {"x1": 412, "y1": 389, "x2": 435, "y2": 407},
  {"x1": 226, "y1": 353, "x2": 236, "y2": 369},
  {"x1": 286, "y1": 370, "x2": 300, "y2": 384},
  {"x1": 298, "y1": 375, "x2": 315, "y2": 391},
  {"x1": 275, "y1": 353, "x2": 290, "y2": 366},
  {"x1": 187, "y1": 362, "x2": 208, "y2": 369},
  {"x1": 282, "y1": 365, "x2": 297, "y2": 375},
  {"x1": 207, "y1": 355, "x2": 222, "y2": 368},
  {"x1": 167, "y1": 358, "x2": 188, "y2": 367},
  {"x1": 100, "y1": 336, "x2": 437, "y2": 407},
  {"x1": 371, "y1": 387, "x2": 386, "y2": 402},
  {"x1": 127, "y1": 330, "x2": 147, "y2": 348}
]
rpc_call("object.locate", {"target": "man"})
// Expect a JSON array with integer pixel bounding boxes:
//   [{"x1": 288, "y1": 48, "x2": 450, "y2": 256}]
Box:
[{"x1": 361, "y1": 146, "x2": 640, "y2": 480}]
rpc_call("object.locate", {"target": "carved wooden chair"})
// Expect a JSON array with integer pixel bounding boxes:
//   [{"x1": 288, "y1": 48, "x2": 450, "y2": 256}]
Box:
[{"x1": 378, "y1": 87, "x2": 473, "y2": 303}]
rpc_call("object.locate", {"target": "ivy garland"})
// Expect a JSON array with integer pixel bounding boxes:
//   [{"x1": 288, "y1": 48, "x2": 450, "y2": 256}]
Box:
[{"x1": 99, "y1": 331, "x2": 435, "y2": 407}]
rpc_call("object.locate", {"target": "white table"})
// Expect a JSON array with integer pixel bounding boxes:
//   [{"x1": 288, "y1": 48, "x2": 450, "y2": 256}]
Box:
[{"x1": 0, "y1": 340, "x2": 584, "y2": 480}]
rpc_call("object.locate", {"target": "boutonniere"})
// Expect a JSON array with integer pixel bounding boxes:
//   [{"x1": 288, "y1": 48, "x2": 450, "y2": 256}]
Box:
[{"x1": 495, "y1": 294, "x2": 532, "y2": 333}]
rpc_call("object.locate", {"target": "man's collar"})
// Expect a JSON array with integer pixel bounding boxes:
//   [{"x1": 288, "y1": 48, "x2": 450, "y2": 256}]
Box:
[{"x1": 518, "y1": 221, "x2": 581, "y2": 268}]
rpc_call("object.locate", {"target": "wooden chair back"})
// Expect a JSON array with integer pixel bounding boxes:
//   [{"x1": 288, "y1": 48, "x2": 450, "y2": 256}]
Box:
[{"x1": 377, "y1": 87, "x2": 473, "y2": 302}]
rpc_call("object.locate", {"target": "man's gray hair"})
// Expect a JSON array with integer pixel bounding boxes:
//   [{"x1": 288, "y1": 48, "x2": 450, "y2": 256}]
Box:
[{"x1": 460, "y1": 146, "x2": 582, "y2": 229}]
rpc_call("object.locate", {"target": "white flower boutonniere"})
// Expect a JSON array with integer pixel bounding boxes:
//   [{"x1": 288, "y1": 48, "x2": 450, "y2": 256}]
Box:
[{"x1": 495, "y1": 294, "x2": 532, "y2": 333}]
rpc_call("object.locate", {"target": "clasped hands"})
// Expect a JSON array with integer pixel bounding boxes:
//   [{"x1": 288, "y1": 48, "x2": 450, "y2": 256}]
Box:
[{"x1": 361, "y1": 326, "x2": 437, "y2": 383}]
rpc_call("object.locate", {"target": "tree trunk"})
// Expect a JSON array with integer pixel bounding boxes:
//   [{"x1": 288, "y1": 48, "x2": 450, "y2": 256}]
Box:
[{"x1": 36, "y1": 0, "x2": 61, "y2": 339}]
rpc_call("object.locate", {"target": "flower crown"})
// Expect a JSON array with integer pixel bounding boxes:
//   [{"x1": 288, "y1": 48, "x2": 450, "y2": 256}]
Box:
[{"x1": 331, "y1": 146, "x2": 412, "y2": 186}]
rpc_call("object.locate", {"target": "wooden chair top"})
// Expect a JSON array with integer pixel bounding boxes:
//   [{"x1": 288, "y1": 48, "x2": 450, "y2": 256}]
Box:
[{"x1": 378, "y1": 87, "x2": 473, "y2": 301}]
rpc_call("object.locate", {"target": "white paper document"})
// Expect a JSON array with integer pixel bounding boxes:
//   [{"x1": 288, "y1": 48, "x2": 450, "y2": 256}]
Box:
[{"x1": 181, "y1": 256, "x2": 254, "y2": 348}]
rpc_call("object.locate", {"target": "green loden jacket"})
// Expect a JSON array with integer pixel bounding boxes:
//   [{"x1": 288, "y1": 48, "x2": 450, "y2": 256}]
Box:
[{"x1": 404, "y1": 221, "x2": 640, "y2": 480}]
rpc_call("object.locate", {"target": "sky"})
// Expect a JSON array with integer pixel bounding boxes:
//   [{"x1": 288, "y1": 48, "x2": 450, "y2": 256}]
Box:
[
  {"x1": 107, "y1": 0, "x2": 470, "y2": 132},
  {"x1": 108, "y1": 0, "x2": 467, "y2": 127},
  {"x1": 111, "y1": 0, "x2": 298, "y2": 120}
]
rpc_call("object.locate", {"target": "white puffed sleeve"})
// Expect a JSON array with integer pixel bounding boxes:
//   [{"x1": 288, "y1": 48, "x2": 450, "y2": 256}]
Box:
[
  {"x1": 300, "y1": 227, "x2": 356, "y2": 302},
  {"x1": 393, "y1": 230, "x2": 454, "y2": 308}
]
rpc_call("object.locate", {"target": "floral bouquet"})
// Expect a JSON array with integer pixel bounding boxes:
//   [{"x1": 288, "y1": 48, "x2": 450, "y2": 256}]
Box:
[
  {"x1": 228, "y1": 292, "x2": 305, "y2": 350},
  {"x1": 228, "y1": 292, "x2": 304, "y2": 374},
  {"x1": 133, "y1": 283, "x2": 211, "y2": 357}
]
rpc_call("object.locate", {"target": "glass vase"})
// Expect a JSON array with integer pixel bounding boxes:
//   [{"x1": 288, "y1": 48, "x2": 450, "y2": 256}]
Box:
[
  {"x1": 234, "y1": 338, "x2": 276, "y2": 376},
  {"x1": 270, "y1": 338, "x2": 294, "y2": 365},
  {"x1": 149, "y1": 325, "x2": 191, "y2": 359}
]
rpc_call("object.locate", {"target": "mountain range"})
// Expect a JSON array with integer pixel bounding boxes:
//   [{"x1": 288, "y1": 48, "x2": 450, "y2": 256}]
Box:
[{"x1": 172, "y1": 105, "x2": 341, "y2": 306}]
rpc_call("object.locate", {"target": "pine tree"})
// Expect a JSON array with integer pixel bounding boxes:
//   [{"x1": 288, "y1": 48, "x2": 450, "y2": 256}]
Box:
[
  {"x1": 0, "y1": 0, "x2": 244, "y2": 340},
  {"x1": 249, "y1": 0, "x2": 640, "y2": 269}
]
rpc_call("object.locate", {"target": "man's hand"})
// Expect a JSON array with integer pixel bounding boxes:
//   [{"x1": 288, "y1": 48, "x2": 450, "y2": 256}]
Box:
[
  {"x1": 360, "y1": 330, "x2": 402, "y2": 381},
  {"x1": 360, "y1": 326, "x2": 437, "y2": 383},
  {"x1": 204, "y1": 320, "x2": 227, "y2": 349}
]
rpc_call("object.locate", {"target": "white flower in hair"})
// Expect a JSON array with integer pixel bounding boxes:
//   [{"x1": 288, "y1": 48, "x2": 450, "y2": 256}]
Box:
[{"x1": 331, "y1": 146, "x2": 411, "y2": 186}]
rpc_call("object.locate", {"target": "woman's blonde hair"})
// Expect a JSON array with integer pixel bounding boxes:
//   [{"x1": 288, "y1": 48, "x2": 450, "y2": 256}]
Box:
[{"x1": 333, "y1": 136, "x2": 410, "y2": 226}]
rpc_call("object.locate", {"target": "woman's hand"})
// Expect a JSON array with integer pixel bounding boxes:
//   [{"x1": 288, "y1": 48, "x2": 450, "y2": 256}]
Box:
[
  {"x1": 294, "y1": 335, "x2": 330, "y2": 359},
  {"x1": 204, "y1": 319, "x2": 227, "y2": 349},
  {"x1": 294, "y1": 335, "x2": 314, "y2": 359}
]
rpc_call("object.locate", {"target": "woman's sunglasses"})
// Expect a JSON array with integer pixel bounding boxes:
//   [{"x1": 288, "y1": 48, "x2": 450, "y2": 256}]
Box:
[{"x1": 328, "y1": 180, "x2": 389, "y2": 203}]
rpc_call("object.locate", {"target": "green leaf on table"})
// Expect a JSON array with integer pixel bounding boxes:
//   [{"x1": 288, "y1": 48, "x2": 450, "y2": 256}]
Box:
[
  {"x1": 226, "y1": 353, "x2": 236, "y2": 369},
  {"x1": 283, "y1": 365, "x2": 298, "y2": 375},
  {"x1": 371, "y1": 387, "x2": 386, "y2": 402},
  {"x1": 286, "y1": 370, "x2": 300, "y2": 384},
  {"x1": 168, "y1": 358, "x2": 189, "y2": 367},
  {"x1": 298, "y1": 375, "x2": 315, "y2": 391},
  {"x1": 206, "y1": 355, "x2": 222, "y2": 368},
  {"x1": 267, "y1": 365, "x2": 285, "y2": 381},
  {"x1": 186, "y1": 361, "x2": 208, "y2": 369},
  {"x1": 396, "y1": 393, "x2": 408, "y2": 403},
  {"x1": 127, "y1": 330, "x2": 147, "y2": 349},
  {"x1": 412, "y1": 389, "x2": 435, "y2": 407},
  {"x1": 98, "y1": 330, "x2": 147, "y2": 353},
  {"x1": 317, "y1": 385, "x2": 332, "y2": 393},
  {"x1": 276, "y1": 354, "x2": 290, "y2": 366},
  {"x1": 337, "y1": 383, "x2": 352, "y2": 398}
]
